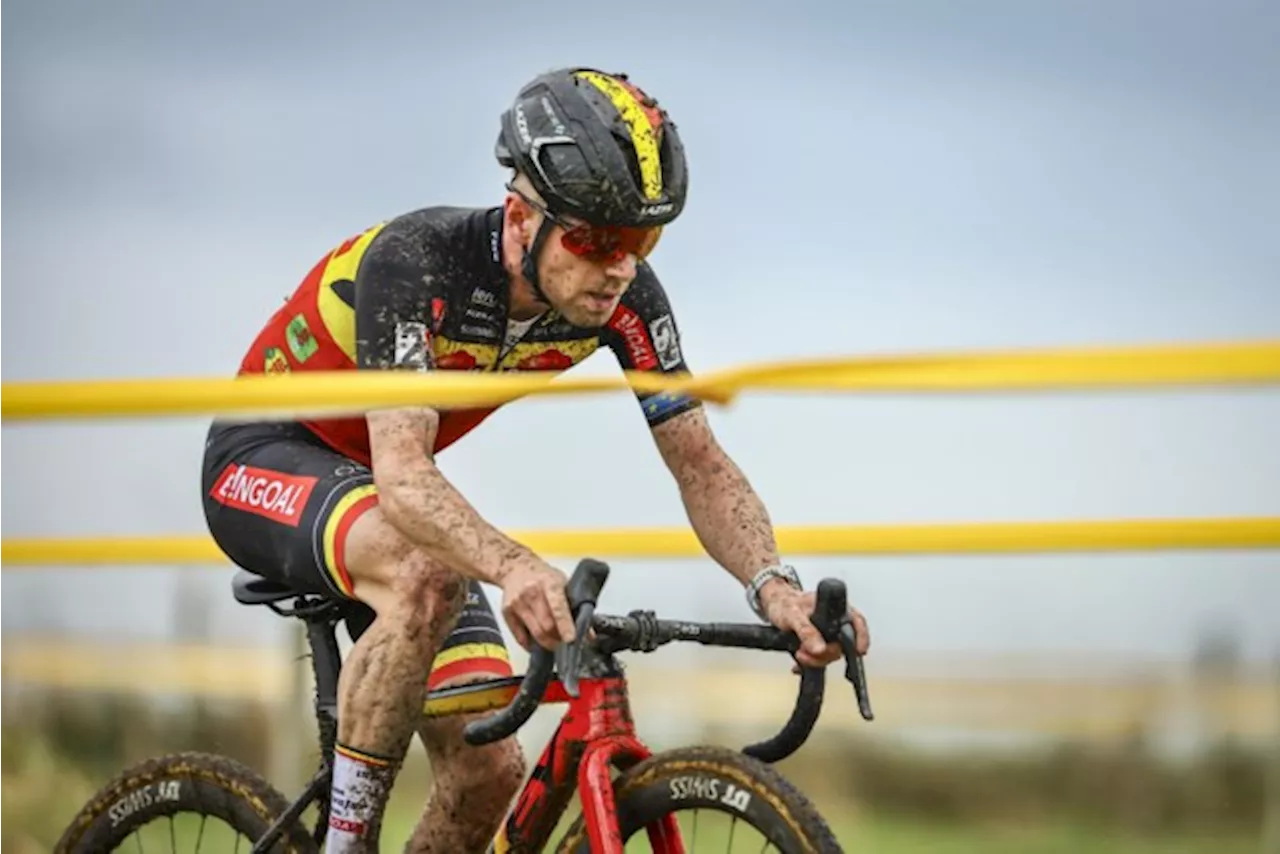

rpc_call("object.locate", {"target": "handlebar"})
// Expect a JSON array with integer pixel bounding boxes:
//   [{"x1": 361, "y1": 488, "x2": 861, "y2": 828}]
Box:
[{"x1": 462, "y1": 559, "x2": 874, "y2": 761}]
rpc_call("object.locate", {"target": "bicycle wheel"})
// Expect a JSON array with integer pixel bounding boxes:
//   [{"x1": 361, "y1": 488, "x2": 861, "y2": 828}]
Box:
[
  {"x1": 54, "y1": 751, "x2": 317, "y2": 854},
  {"x1": 557, "y1": 745, "x2": 842, "y2": 853}
]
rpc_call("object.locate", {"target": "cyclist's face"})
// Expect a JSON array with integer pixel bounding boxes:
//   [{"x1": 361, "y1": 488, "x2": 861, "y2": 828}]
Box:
[
  {"x1": 536, "y1": 222, "x2": 637, "y2": 328},
  {"x1": 507, "y1": 185, "x2": 639, "y2": 327}
]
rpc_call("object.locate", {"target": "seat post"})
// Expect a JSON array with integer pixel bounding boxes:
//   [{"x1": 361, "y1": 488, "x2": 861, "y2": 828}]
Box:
[
  {"x1": 302, "y1": 606, "x2": 343, "y2": 765},
  {"x1": 281, "y1": 599, "x2": 350, "y2": 844}
]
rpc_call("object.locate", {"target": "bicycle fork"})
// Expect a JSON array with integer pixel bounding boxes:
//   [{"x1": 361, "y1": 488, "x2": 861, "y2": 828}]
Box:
[
  {"x1": 580, "y1": 734, "x2": 683, "y2": 854},
  {"x1": 488, "y1": 676, "x2": 684, "y2": 854}
]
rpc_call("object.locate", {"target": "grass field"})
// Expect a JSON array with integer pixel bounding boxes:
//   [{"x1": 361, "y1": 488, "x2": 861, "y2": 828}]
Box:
[
  {"x1": 34, "y1": 798, "x2": 1256, "y2": 854},
  {"x1": 377, "y1": 783, "x2": 1260, "y2": 854},
  {"x1": 3, "y1": 734, "x2": 1264, "y2": 853},
  {"x1": 391, "y1": 799, "x2": 1262, "y2": 853}
]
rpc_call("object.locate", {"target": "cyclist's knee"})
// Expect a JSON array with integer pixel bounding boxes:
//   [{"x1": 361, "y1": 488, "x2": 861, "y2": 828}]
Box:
[
  {"x1": 343, "y1": 508, "x2": 465, "y2": 623},
  {"x1": 378, "y1": 557, "x2": 466, "y2": 634},
  {"x1": 394, "y1": 550, "x2": 466, "y2": 614}
]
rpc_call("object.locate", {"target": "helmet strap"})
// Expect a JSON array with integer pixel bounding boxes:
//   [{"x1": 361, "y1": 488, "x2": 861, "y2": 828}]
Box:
[{"x1": 520, "y1": 217, "x2": 556, "y2": 307}]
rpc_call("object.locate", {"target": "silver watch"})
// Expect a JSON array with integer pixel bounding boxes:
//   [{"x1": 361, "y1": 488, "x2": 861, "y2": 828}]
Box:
[{"x1": 745, "y1": 564, "x2": 802, "y2": 620}]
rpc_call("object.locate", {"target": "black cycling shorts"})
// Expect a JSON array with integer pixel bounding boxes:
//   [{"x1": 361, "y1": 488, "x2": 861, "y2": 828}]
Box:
[{"x1": 201, "y1": 420, "x2": 512, "y2": 689}]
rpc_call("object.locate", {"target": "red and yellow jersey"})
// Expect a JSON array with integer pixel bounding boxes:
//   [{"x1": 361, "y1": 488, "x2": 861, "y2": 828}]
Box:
[{"x1": 237, "y1": 205, "x2": 699, "y2": 465}]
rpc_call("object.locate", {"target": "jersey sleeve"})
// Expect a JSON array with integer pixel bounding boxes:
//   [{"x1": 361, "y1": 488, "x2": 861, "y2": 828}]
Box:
[
  {"x1": 352, "y1": 215, "x2": 445, "y2": 373},
  {"x1": 601, "y1": 266, "x2": 703, "y2": 428}
]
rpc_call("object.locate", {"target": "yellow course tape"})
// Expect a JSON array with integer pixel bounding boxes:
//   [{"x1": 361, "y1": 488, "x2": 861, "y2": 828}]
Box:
[
  {"x1": 3, "y1": 518, "x2": 1278, "y2": 567},
  {"x1": 3, "y1": 340, "x2": 1278, "y2": 422}
]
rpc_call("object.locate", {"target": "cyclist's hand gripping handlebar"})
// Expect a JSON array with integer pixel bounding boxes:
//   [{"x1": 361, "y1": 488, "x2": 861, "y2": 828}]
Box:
[
  {"x1": 462, "y1": 559, "x2": 609, "y2": 746},
  {"x1": 742, "y1": 578, "x2": 873, "y2": 763},
  {"x1": 555, "y1": 558, "x2": 609, "y2": 698}
]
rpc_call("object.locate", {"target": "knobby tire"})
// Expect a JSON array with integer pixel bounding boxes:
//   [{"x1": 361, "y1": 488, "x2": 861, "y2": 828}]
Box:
[
  {"x1": 54, "y1": 751, "x2": 316, "y2": 854},
  {"x1": 557, "y1": 745, "x2": 842, "y2": 853}
]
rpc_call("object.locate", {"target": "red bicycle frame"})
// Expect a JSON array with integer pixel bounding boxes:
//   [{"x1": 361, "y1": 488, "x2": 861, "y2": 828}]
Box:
[{"x1": 424, "y1": 672, "x2": 684, "y2": 854}]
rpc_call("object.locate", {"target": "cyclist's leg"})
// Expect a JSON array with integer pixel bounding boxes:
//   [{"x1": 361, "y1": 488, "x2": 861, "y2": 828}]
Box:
[
  {"x1": 202, "y1": 419, "x2": 468, "y2": 852},
  {"x1": 401, "y1": 585, "x2": 524, "y2": 853},
  {"x1": 340, "y1": 512, "x2": 525, "y2": 854}
]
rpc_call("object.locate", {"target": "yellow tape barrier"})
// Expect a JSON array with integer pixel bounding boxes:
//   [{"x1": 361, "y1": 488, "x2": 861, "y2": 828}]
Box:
[
  {"x1": 3, "y1": 339, "x2": 1279, "y2": 422},
  {"x1": 4, "y1": 518, "x2": 1279, "y2": 567}
]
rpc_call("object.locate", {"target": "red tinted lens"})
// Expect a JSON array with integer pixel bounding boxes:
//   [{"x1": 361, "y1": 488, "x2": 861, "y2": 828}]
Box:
[{"x1": 561, "y1": 224, "x2": 663, "y2": 262}]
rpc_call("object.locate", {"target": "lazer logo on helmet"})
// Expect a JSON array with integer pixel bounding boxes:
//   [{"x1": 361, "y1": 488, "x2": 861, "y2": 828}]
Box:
[
  {"x1": 640, "y1": 202, "x2": 675, "y2": 217},
  {"x1": 210, "y1": 465, "x2": 318, "y2": 527},
  {"x1": 514, "y1": 104, "x2": 533, "y2": 145}
]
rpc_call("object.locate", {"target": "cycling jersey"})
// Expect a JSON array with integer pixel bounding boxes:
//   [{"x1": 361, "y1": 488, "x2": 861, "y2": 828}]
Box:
[{"x1": 237, "y1": 205, "x2": 701, "y2": 464}]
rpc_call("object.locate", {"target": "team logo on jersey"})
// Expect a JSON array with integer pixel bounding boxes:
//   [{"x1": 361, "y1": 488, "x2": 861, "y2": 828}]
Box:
[
  {"x1": 264, "y1": 347, "x2": 290, "y2": 374},
  {"x1": 394, "y1": 321, "x2": 432, "y2": 371},
  {"x1": 608, "y1": 306, "x2": 658, "y2": 371},
  {"x1": 286, "y1": 314, "x2": 318, "y2": 363},
  {"x1": 649, "y1": 314, "x2": 682, "y2": 370},
  {"x1": 209, "y1": 464, "x2": 318, "y2": 527}
]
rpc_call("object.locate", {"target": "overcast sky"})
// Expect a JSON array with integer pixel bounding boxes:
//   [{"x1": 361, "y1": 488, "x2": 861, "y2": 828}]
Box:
[{"x1": 3, "y1": 0, "x2": 1278, "y2": 666}]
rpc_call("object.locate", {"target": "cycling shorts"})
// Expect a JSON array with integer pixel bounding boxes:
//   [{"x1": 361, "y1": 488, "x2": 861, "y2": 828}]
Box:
[{"x1": 201, "y1": 420, "x2": 512, "y2": 690}]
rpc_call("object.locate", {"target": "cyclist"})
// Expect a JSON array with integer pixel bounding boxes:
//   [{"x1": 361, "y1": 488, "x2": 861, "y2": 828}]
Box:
[{"x1": 201, "y1": 66, "x2": 871, "y2": 853}]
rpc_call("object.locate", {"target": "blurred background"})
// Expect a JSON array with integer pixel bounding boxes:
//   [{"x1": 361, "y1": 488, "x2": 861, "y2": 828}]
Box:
[{"x1": 3, "y1": 0, "x2": 1279, "y2": 851}]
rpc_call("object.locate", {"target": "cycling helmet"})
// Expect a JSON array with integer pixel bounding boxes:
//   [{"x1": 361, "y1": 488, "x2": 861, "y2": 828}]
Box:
[{"x1": 496, "y1": 68, "x2": 688, "y2": 228}]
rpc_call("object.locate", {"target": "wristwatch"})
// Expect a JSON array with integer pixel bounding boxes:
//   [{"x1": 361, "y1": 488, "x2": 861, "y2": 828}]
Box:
[{"x1": 745, "y1": 564, "x2": 802, "y2": 620}]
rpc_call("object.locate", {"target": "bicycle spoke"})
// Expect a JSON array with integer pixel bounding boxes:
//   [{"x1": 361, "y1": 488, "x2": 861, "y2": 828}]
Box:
[
  {"x1": 222, "y1": 784, "x2": 237, "y2": 852},
  {"x1": 628, "y1": 806, "x2": 796, "y2": 853},
  {"x1": 194, "y1": 783, "x2": 208, "y2": 851}
]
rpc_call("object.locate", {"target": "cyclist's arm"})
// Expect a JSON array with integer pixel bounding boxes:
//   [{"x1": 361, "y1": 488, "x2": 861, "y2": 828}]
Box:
[
  {"x1": 650, "y1": 407, "x2": 785, "y2": 590},
  {"x1": 355, "y1": 231, "x2": 541, "y2": 588},
  {"x1": 603, "y1": 272, "x2": 786, "y2": 594}
]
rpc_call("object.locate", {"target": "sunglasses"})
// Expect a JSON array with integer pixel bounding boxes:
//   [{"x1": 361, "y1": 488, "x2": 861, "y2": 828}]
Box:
[{"x1": 508, "y1": 183, "x2": 663, "y2": 264}]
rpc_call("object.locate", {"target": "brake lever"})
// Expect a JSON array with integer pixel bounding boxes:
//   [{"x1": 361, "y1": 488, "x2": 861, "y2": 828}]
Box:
[
  {"x1": 839, "y1": 620, "x2": 874, "y2": 721},
  {"x1": 812, "y1": 579, "x2": 873, "y2": 722},
  {"x1": 556, "y1": 603, "x2": 596, "y2": 698},
  {"x1": 557, "y1": 558, "x2": 611, "y2": 698}
]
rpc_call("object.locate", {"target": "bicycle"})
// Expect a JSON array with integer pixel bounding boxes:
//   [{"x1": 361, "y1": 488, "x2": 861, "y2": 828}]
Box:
[{"x1": 55, "y1": 558, "x2": 874, "y2": 853}]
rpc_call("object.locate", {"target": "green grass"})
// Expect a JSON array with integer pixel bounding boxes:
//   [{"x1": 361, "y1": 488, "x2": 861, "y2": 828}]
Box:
[
  {"x1": 3, "y1": 735, "x2": 1262, "y2": 853},
  {"x1": 19, "y1": 775, "x2": 1254, "y2": 854},
  {"x1": 27, "y1": 807, "x2": 1262, "y2": 854},
  {"x1": 7, "y1": 778, "x2": 1262, "y2": 853},
  {"x1": 830, "y1": 815, "x2": 1256, "y2": 854},
  {"x1": 377, "y1": 788, "x2": 1259, "y2": 854}
]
